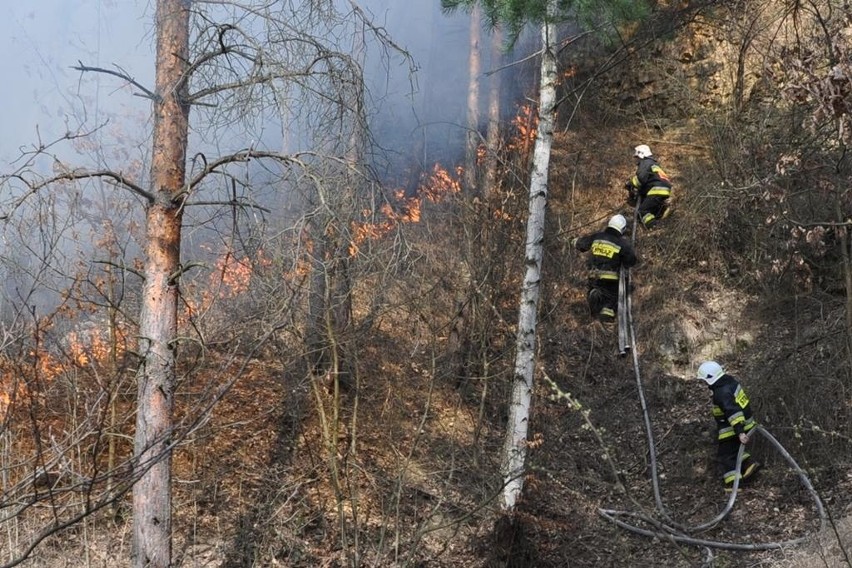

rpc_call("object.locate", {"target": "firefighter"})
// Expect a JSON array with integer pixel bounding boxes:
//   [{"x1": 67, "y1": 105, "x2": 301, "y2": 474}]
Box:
[
  {"x1": 696, "y1": 360, "x2": 762, "y2": 490},
  {"x1": 625, "y1": 144, "x2": 672, "y2": 229},
  {"x1": 573, "y1": 214, "x2": 637, "y2": 322}
]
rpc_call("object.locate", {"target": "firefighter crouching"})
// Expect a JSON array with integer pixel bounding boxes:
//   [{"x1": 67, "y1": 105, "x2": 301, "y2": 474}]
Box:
[
  {"x1": 696, "y1": 360, "x2": 762, "y2": 490},
  {"x1": 573, "y1": 214, "x2": 638, "y2": 322}
]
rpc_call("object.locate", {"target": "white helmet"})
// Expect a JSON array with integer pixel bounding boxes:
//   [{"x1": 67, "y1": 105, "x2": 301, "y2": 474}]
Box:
[
  {"x1": 607, "y1": 214, "x2": 627, "y2": 234},
  {"x1": 634, "y1": 144, "x2": 652, "y2": 159},
  {"x1": 697, "y1": 361, "x2": 725, "y2": 385}
]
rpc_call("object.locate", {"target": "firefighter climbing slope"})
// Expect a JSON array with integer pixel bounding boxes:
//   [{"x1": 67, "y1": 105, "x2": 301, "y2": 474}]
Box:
[
  {"x1": 696, "y1": 360, "x2": 762, "y2": 491},
  {"x1": 626, "y1": 144, "x2": 672, "y2": 229},
  {"x1": 573, "y1": 214, "x2": 638, "y2": 322}
]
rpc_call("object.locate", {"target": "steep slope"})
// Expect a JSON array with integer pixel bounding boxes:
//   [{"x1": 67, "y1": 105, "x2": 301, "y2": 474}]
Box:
[{"x1": 509, "y1": 1, "x2": 852, "y2": 565}]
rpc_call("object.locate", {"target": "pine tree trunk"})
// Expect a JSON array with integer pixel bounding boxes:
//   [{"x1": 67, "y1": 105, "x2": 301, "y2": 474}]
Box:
[
  {"x1": 483, "y1": 27, "x2": 503, "y2": 199},
  {"x1": 500, "y1": 7, "x2": 557, "y2": 513},
  {"x1": 464, "y1": 3, "x2": 482, "y2": 194},
  {"x1": 132, "y1": 1, "x2": 190, "y2": 566}
]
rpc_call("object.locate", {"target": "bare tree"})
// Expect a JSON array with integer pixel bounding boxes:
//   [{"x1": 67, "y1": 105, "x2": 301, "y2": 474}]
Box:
[
  {"x1": 129, "y1": 2, "x2": 190, "y2": 565},
  {"x1": 500, "y1": 2, "x2": 557, "y2": 512},
  {"x1": 0, "y1": 1, "x2": 411, "y2": 565},
  {"x1": 484, "y1": 26, "x2": 504, "y2": 199},
  {"x1": 442, "y1": 0, "x2": 650, "y2": 516}
]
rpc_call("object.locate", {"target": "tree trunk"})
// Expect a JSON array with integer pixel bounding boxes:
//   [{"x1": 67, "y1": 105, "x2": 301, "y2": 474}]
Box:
[
  {"x1": 500, "y1": 7, "x2": 557, "y2": 513},
  {"x1": 464, "y1": 3, "x2": 482, "y2": 194},
  {"x1": 837, "y1": 202, "x2": 852, "y2": 336},
  {"x1": 483, "y1": 26, "x2": 503, "y2": 199},
  {"x1": 132, "y1": 1, "x2": 190, "y2": 566},
  {"x1": 305, "y1": 31, "x2": 363, "y2": 380},
  {"x1": 307, "y1": 237, "x2": 331, "y2": 373}
]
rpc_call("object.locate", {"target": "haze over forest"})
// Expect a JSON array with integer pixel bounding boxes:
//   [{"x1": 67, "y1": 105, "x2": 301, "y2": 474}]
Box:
[{"x1": 0, "y1": 0, "x2": 531, "y2": 176}]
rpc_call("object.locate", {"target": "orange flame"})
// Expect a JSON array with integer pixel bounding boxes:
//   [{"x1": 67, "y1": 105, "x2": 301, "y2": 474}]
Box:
[
  {"x1": 476, "y1": 144, "x2": 487, "y2": 165},
  {"x1": 181, "y1": 247, "x2": 275, "y2": 326},
  {"x1": 349, "y1": 164, "x2": 461, "y2": 256},
  {"x1": 214, "y1": 253, "x2": 253, "y2": 297},
  {"x1": 508, "y1": 105, "x2": 538, "y2": 155}
]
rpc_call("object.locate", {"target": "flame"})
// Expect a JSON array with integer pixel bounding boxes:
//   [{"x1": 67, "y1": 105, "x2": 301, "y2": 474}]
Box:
[
  {"x1": 507, "y1": 104, "x2": 538, "y2": 155},
  {"x1": 476, "y1": 144, "x2": 487, "y2": 165},
  {"x1": 349, "y1": 164, "x2": 461, "y2": 256},
  {"x1": 181, "y1": 247, "x2": 276, "y2": 325},
  {"x1": 421, "y1": 164, "x2": 462, "y2": 201},
  {"x1": 0, "y1": 313, "x2": 131, "y2": 419},
  {"x1": 214, "y1": 252, "x2": 253, "y2": 297},
  {"x1": 0, "y1": 362, "x2": 25, "y2": 418},
  {"x1": 63, "y1": 329, "x2": 118, "y2": 368}
]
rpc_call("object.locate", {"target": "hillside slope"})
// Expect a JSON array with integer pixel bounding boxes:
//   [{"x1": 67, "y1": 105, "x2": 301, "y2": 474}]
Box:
[
  {"x1": 21, "y1": 2, "x2": 852, "y2": 567},
  {"x1": 513, "y1": 1, "x2": 852, "y2": 565}
]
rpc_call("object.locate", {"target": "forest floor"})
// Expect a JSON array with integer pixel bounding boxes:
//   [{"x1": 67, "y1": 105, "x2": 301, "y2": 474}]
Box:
[
  {"x1": 517, "y1": 269, "x2": 852, "y2": 567},
  {"x1": 155, "y1": 129, "x2": 852, "y2": 568},
  {"x1": 31, "y1": 101, "x2": 852, "y2": 568},
  {"x1": 159, "y1": 120, "x2": 852, "y2": 568},
  {"x1": 509, "y1": 126, "x2": 852, "y2": 568}
]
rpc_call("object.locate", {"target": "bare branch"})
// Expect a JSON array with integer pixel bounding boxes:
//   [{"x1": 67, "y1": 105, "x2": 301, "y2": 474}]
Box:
[
  {"x1": 187, "y1": 149, "x2": 302, "y2": 189},
  {"x1": 21, "y1": 169, "x2": 154, "y2": 203},
  {"x1": 182, "y1": 199, "x2": 271, "y2": 213},
  {"x1": 72, "y1": 61, "x2": 158, "y2": 101}
]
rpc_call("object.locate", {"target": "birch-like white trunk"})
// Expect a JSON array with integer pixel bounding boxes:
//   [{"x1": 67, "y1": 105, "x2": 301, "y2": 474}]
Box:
[{"x1": 500, "y1": 10, "x2": 557, "y2": 512}]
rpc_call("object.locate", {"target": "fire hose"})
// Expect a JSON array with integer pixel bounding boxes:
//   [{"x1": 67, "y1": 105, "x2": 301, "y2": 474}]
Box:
[{"x1": 601, "y1": 198, "x2": 827, "y2": 551}]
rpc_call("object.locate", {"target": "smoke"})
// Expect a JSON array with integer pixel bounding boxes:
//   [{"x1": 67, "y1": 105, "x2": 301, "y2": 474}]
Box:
[
  {"x1": 0, "y1": 0, "x2": 539, "y2": 318},
  {"x1": 357, "y1": 0, "x2": 537, "y2": 186},
  {"x1": 0, "y1": 0, "x2": 536, "y2": 182}
]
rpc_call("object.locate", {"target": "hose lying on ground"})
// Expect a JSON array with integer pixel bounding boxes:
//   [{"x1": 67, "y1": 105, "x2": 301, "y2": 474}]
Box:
[{"x1": 599, "y1": 426, "x2": 826, "y2": 550}]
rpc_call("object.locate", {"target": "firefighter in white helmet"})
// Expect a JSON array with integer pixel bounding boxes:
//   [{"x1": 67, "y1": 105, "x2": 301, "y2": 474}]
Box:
[
  {"x1": 696, "y1": 360, "x2": 761, "y2": 490},
  {"x1": 625, "y1": 144, "x2": 673, "y2": 229},
  {"x1": 573, "y1": 214, "x2": 637, "y2": 322}
]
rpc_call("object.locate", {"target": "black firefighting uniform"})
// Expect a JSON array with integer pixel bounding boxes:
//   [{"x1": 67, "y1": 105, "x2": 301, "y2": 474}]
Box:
[
  {"x1": 708, "y1": 374, "x2": 758, "y2": 487},
  {"x1": 574, "y1": 227, "x2": 637, "y2": 320},
  {"x1": 627, "y1": 156, "x2": 672, "y2": 228}
]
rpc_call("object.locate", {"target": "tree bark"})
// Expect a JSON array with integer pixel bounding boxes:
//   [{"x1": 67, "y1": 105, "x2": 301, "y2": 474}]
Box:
[
  {"x1": 305, "y1": 29, "x2": 363, "y2": 379},
  {"x1": 464, "y1": 3, "x2": 482, "y2": 194},
  {"x1": 500, "y1": 5, "x2": 557, "y2": 513},
  {"x1": 483, "y1": 26, "x2": 503, "y2": 199},
  {"x1": 837, "y1": 202, "x2": 852, "y2": 336},
  {"x1": 132, "y1": 1, "x2": 190, "y2": 566}
]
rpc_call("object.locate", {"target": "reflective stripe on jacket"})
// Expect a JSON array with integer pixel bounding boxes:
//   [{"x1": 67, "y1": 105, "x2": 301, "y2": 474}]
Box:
[
  {"x1": 630, "y1": 157, "x2": 672, "y2": 198},
  {"x1": 575, "y1": 227, "x2": 637, "y2": 281},
  {"x1": 709, "y1": 375, "x2": 756, "y2": 441}
]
